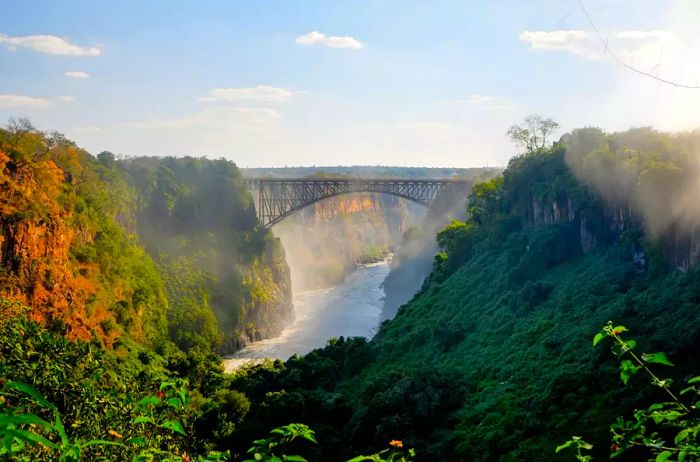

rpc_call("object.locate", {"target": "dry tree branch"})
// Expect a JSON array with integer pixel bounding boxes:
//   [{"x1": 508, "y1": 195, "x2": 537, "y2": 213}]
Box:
[{"x1": 578, "y1": 0, "x2": 700, "y2": 89}]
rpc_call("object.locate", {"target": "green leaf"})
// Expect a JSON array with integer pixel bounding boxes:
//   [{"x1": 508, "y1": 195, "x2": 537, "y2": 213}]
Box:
[
  {"x1": 283, "y1": 456, "x2": 307, "y2": 462},
  {"x1": 675, "y1": 428, "x2": 691, "y2": 444},
  {"x1": 593, "y1": 332, "x2": 607, "y2": 347},
  {"x1": 642, "y1": 352, "x2": 674, "y2": 367},
  {"x1": 611, "y1": 325, "x2": 628, "y2": 334},
  {"x1": 158, "y1": 381, "x2": 175, "y2": 391},
  {"x1": 133, "y1": 416, "x2": 154, "y2": 425},
  {"x1": 3, "y1": 382, "x2": 55, "y2": 410},
  {"x1": 680, "y1": 386, "x2": 694, "y2": 395},
  {"x1": 81, "y1": 439, "x2": 124, "y2": 447},
  {"x1": 0, "y1": 414, "x2": 55, "y2": 431},
  {"x1": 137, "y1": 396, "x2": 161, "y2": 407},
  {"x1": 619, "y1": 360, "x2": 640, "y2": 384},
  {"x1": 0, "y1": 428, "x2": 58, "y2": 449},
  {"x1": 649, "y1": 410, "x2": 683, "y2": 424},
  {"x1": 656, "y1": 451, "x2": 672, "y2": 462},
  {"x1": 125, "y1": 437, "x2": 146, "y2": 445},
  {"x1": 160, "y1": 419, "x2": 186, "y2": 436},
  {"x1": 52, "y1": 413, "x2": 69, "y2": 446},
  {"x1": 686, "y1": 376, "x2": 700, "y2": 384},
  {"x1": 555, "y1": 439, "x2": 576, "y2": 453}
]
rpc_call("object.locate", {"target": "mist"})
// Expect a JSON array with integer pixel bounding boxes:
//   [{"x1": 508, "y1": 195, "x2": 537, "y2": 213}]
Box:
[
  {"x1": 564, "y1": 127, "x2": 700, "y2": 243},
  {"x1": 380, "y1": 180, "x2": 484, "y2": 319},
  {"x1": 272, "y1": 193, "x2": 410, "y2": 293}
]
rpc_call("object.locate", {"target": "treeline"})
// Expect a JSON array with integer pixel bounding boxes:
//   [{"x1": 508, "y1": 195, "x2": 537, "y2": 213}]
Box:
[
  {"x1": 0, "y1": 120, "x2": 293, "y2": 355},
  {"x1": 242, "y1": 165, "x2": 501, "y2": 180}
]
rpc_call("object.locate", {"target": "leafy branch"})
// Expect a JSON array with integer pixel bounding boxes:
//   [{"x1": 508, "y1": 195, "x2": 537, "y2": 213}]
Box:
[{"x1": 559, "y1": 322, "x2": 699, "y2": 461}]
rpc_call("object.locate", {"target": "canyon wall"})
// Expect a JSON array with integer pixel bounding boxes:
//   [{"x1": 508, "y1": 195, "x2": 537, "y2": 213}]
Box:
[
  {"x1": 0, "y1": 125, "x2": 295, "y2": 354},
  {"x1": 274, "y1": 193, "x2": 418, "y2": 291}
]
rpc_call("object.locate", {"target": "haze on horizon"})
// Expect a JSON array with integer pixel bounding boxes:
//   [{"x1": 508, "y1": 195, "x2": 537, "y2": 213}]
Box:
[{"x1": 1, "y1": 0, "x2": 699, "y2": 168}]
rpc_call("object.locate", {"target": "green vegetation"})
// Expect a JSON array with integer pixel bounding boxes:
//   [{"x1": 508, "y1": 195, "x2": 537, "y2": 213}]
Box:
[
  {"x1": 0, "y1": 120, "x2": 293, "y2": 355},
  {"x1": 558, "y1": 323, "x2": 700, "y2": 461},
  {"x1": 119, "y1": 155, "x2": 293, "y2": 352},
  {"x1": 0, "y1": 299, "x2": 231, "y2": 461},
  {"x1": 1, "y1": 121, "x2": 700, "y2": 461},
  {"x1": 219, "y1": 127, "x2": 700, "y2": 460}
]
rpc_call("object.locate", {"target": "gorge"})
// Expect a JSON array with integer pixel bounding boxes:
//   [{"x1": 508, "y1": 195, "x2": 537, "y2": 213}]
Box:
[{"x1": 1, "y1": 123, "x2": 700, "y2": 462}]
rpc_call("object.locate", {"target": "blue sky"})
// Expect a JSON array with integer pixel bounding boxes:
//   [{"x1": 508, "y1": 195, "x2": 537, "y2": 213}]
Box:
[{"x1": 1, "y1": 0, "x2": 699, "y2": 167}]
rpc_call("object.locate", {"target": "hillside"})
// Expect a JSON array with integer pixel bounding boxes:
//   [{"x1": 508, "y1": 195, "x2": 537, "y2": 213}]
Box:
[
  {"x1": 1, "y1": 125, "x2": 699, "y2": 462},
  {"x1": 118, "y1": 156, "x2": 294, "y2": 352},
  {"x1": 0, "y1": 122, "x2": 294, "y2": 354},
  {"x1": 225, "y1": 127, "x2": 700, "y2": 461}
]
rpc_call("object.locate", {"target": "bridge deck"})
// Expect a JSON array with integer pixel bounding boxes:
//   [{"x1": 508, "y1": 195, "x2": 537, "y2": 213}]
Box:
[{"x1": 244, "y1": 177, "x2": 471, "y2": 228}]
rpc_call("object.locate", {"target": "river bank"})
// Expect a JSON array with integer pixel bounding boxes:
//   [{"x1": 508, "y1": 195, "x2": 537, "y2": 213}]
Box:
[{"x1": 223, "y1": 259, "x2": 390, "y2": 372}]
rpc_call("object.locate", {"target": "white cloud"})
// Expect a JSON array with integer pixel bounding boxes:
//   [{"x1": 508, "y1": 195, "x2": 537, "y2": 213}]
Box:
[
  {"x1": 519, "y1": 29, "x2": 678, "y2": 61},
  {"x1": 0, "y1": 94, "x2": 50, "y2": 108},
  {"x1": 57, "y1": 96, "x2": 76, "y2": 102},
  {"x1": 519, "y1": 28, "x2": 700, "y2": 92},
  {"x1": 519, "y1": 30, "x2": 596, "y2": 57},
  {"x1": 296, "y1": 31, "x2": 363, "y2": 49},
  {"x1": 460, "y1": 94, "x2": 512, "y2": 110},
  {"x1": 0, "y1": 33, "x2": 101, "y2": 56},
  {"x1": 200, "y1": 85, "x2": 293, "y2": 103},
  {"x1": 461, "y1": 94, "x2": 495, "y2": 104},
  {"x1": 65, "y1": 71, "x2": 90, "y2": 79}
]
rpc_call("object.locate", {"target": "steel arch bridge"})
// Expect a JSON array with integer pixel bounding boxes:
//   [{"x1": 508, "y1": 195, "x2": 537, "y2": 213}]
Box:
[{"x1": 244, "y1": 177, "x2": 471, "y2": 228}]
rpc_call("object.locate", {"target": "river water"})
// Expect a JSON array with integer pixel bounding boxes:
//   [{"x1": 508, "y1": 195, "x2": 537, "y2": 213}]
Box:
[{"x1": 223, "y1": 260, "x2": 389, "y2": 372}]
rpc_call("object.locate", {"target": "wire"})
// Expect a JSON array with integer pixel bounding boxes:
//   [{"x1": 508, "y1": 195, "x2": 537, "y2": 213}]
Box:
[{"x1": 577, "y1": 0, "x2": 700, "y2": 89}]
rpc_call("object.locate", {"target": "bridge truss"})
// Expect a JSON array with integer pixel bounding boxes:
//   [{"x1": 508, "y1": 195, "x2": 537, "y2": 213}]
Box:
[{"x1": 244, "y1": 178, "x2": 471, "y2": 228}]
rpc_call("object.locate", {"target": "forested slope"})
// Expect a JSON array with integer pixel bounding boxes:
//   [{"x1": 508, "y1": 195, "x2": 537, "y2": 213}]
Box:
[
  {"x1": 2, "y1": 123, "x2": 699, "y2": 462},
  {"x1": 0, "y1": 122, "x2": 169, "y2": 348},
  {"x1": 0, "y1": 121, "x2": 293, "y2": 354},
  {"x1": 118, "y1": 156, "x2": 293, "y2": 352},
  {"x1": 226, "y1": 127, "x2": 700, "y2": 461}
]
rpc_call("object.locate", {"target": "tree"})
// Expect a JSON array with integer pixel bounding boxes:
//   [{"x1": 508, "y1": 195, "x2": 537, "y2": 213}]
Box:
[{"x1": 506, "y1": 115, "x2": 560, "y2": 153}]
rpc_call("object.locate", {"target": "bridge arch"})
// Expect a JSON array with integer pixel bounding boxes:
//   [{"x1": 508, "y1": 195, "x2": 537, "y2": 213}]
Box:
[{"x1": 244, "y1": 178, "x2": 471, "y2": 228}]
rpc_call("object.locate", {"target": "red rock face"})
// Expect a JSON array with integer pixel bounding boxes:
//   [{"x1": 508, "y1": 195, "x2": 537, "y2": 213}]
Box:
[
  {"x1": 0, "y1": 146, "x2": 140, "y2": 347},
  {"x1": 311, "y1": 194, "x2": 380, "y2": 220}
]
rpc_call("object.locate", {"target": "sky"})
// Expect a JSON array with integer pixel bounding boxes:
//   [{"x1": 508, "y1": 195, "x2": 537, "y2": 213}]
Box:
[{"x1": 1, "y1": 0, "x2": 699, "y2": 168}]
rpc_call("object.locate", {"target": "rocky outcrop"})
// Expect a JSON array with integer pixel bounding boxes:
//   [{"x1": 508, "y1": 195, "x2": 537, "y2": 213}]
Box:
[
  {"x1": 526, "y1": 194, "x2": 699, "y2": 269},
  {"x1": 223, "y1": 236, "x2": 294, "y2": 352},
  {"x1": 0, "y1": 145, "x2": 169, "y2": 348}
]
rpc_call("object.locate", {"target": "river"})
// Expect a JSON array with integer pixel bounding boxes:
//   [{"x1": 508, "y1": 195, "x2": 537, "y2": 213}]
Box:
[{"x1": 223, "y1": 260, "x2": 390, "y2": 372}]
